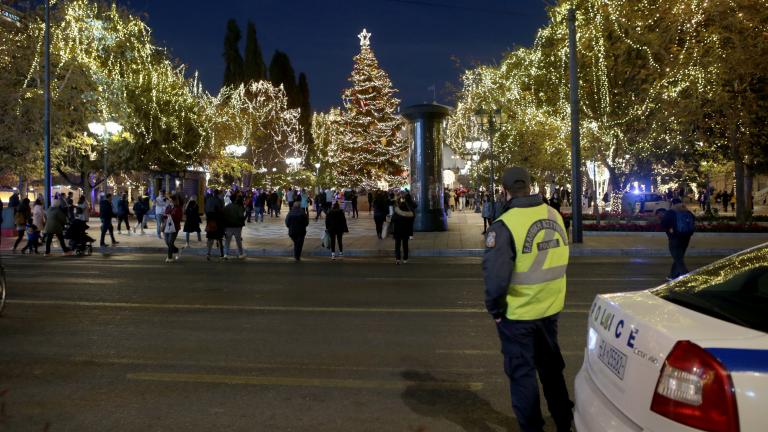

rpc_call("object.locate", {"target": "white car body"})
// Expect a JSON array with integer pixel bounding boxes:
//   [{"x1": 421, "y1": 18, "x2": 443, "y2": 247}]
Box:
[
  {"x1": 629, "y1": 192, "x2": 670, "y2": 214},
  {"x1": 574, "y1": 246, "x2": 768, "y2": 432}
]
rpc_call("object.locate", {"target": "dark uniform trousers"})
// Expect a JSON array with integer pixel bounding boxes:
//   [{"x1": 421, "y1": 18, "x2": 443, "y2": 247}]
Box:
[{"x1": 496, "y1": 313, "x2": 573, "y2": 432}]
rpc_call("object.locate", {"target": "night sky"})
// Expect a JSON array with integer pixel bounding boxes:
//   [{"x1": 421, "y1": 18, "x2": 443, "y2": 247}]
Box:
[{"x1": 119, "y1": 0, "x2": 551, "y2": 111}]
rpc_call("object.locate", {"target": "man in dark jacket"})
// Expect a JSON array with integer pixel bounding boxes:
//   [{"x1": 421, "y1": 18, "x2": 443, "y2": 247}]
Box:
[
  {"x1": 116, "y1": 193, "x2": 130, "y2": 234},
  {"x1": 661, "y1": 198, "x2": 695, "y2": 279},
  {"x1": 44, "y1": 200, "x2": 73, "y2": 256},
  {"x1": 99, "y1": 193, "x2": 119, "y2": 247},
  {"x1": 314, "y1": 191, "x2": 326, "y2": 221},
  {"x1": 255, "y1": 190, "x2": 267, "y2": 223},
  {"x1": 285, "y1": 201, "x2": 309, "y2": 261},
  {"x1": 222, "y1": 196, "x2": 246, "y2": 259}
]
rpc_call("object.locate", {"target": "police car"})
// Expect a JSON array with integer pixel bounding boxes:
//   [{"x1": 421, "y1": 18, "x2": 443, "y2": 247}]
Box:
[{"x1": 574, "y1": 244, "x2": 768, "y2": 432}]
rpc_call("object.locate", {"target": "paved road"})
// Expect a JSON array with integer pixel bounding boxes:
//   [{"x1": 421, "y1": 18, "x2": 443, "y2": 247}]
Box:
[{"x1": 0, "y1": 254, "x2": 720, "y2": 431}]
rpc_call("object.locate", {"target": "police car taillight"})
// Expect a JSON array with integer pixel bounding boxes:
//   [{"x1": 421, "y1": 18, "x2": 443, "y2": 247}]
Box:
[{"x1": 650, "y1": 341, "x2": 739, "y2": 432}]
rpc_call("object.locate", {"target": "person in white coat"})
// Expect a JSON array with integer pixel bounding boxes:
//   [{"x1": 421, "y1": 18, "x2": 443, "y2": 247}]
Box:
[{"x1": 154, "y1": 193, "x2": 169, "y2": 239}]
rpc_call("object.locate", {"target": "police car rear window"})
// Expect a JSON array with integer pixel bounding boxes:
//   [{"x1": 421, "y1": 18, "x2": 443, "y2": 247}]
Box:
[{"x1": 652, "y1": 247, "x2": 768, "y2": 333}]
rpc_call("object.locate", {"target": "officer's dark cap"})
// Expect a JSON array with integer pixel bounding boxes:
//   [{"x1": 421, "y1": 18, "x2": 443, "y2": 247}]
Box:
[{"x1": 502, "y1": 167, "x2": 531, "y2": 191}]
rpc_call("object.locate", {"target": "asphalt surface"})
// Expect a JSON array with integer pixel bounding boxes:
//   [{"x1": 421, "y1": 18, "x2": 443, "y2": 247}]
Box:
[{"x1": 0, "y1": 254, "x2": 721, "y2": 431}]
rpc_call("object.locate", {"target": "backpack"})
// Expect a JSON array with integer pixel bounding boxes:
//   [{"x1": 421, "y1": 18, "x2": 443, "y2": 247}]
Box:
[{"x1": 674, "y1": 210, "x2": 695, "y2": 235}]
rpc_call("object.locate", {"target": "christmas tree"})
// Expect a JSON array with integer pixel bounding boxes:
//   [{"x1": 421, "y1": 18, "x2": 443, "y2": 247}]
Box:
[{"x1": 339, "y1": 29, "x2": 406, "y2": 187}]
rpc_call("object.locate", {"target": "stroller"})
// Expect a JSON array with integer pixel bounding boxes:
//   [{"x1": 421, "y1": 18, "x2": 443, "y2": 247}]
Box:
[{"x1": 64, "y1": 219, "x2": 95, "y2": 256}]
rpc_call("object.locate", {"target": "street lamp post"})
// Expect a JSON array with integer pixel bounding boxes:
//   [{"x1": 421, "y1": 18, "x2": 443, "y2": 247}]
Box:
[
  {"x1": 88, "y1": 121, "x2": 123, "y2": 195},
  {"x1": 472, "y1": 108, "x2": 504, "y2": 214},
  {"x1": 568, "y1": 6, "x2": 584, "y2": 243},
  {"x1": 43, "y1": 0, "x2": 51, "y2": 208}
]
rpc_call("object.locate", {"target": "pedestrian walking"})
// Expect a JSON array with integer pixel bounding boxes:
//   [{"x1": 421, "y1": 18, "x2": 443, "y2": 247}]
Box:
[
  {"x1": 12, "y1": 197, "x2": 31, "y2": 252},
  {"x1": 481, "y1": 194, "x2": 493, "y2": 234},
  {"x1": 482, "y1": 167, "x2": 573, "y2": 432},
  {"x1": 244, "y1": 192, "x2": 253, "y2": 223},
  {"x1": 372, "y1": 190, "x2": 388, "y2": 239},
  {"x1": 314, "y1": 190, "x2": 326, "y2": 221},
  {"x1": 351, "y1": 190, "x2": 359, "y2": 219},
  {"x1": 223, "y1": 195, "x2": 247, "y2": 259},
  {"x1": 116, "y1": 193, "x2": 131, "y2": 234},
  {"x1": 162, "y1": 195, "x2": 183, "y2": 263},
  {"x1": 325, "y1": 189, "x2": 334, "y2": 214},
  {"x1": 204, "y1": 190, "x2": 225, "y2": 261},
  {"x1": 720, "y1": 190, "x2": 730, "y2": 213},
  {"x1": 31, "y1": 197, "x2": 45, "y2": 247},
  {"x1": 132, "y1": 196, "x2": 146, "y2": 234},
  {"x1": 20, "y1": 222, "x2": 40, "y2": 254},
  {"x1": 661, "y1": 198, "x2": 696, "y2": 279},
  {"x1": 154, "y1": 192, "x2": 169, "y2": 239},
  {"x1": 285, "y1": 201, "x2": 309, "y2": 261},
  {"x1": 8, "y1": 191, "x2": 19, "y2": 215},
  {"x1": 183, "y1": 196, "x2": 202, "y2": 247},
  {"x1": 392, "y1": 196, "x2": 415, "y2": 264},
  {"x1": 367, "y1": 191, "x2": 373, "y2": 214},
  {"x1": 325, "y1": 201, "x2": 348, "y2": 259},
  {"x1": 300, "y1": 189, "x2": 310, "y2": 216},
  {"x1": 43, "y1": 200, "x2": 73, "y2": 256},
  {"x1": 254, "y1": 189, "x2": 267, "y2": 222},
  {"x1": 99, "y1": 193, "x2": 119, "y2": 247}
]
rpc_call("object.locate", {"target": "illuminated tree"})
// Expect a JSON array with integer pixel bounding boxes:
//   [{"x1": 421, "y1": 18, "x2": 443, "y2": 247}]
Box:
[
  {"x1": 215, "y1": 81, "x2": 305, "y2": 175},
  {"x1": 339, "y1": 29, "x2": 406, "y2": 187},
  {"x1": 0, "y1": 0, "x2": 218, "y2": 197}
]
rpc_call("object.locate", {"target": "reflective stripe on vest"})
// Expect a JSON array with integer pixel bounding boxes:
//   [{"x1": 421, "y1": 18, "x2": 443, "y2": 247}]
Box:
[{"x1": 497, "y1": 204, "x2": 569, "y2": 320}]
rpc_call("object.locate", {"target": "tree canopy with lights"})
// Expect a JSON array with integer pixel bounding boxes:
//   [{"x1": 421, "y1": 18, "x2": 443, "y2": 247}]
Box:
[{"x1": 447, "y1": 0, "x2": 768, "y2": 221}]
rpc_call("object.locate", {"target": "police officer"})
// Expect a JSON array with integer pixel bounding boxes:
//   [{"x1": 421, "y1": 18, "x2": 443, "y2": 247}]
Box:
[{"x1": 483, "y1": 166, "x2": 573, "y2": 432}]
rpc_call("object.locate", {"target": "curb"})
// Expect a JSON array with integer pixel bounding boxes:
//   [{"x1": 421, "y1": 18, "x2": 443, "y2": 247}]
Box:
[{"x1": 56, "y1": 246, "x2": 741, "y2": 258}]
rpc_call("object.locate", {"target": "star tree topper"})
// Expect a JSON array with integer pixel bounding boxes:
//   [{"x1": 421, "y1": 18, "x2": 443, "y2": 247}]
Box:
[{"x1": 358, "y1": 28, "x2": 372, "y2": 48}]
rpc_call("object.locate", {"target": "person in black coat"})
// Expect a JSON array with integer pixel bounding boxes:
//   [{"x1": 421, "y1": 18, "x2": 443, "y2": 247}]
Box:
[
  {"x1": 325, "y1": 201, "x2": 349, "y2": 259},
  {"x1": 392, "y1": 197, "x2": 415, "y2": 264},
  {"x1": 99, "y1": 193, "x2": 118, "y2": 247},
  {"x1": 661, "y1": 198, "x2": 696, "y2": 279},
  {"x1": 183, "y1": 196, "x2": 202, "y2": 247},
  {"x1": 372, "y1": 190, "x2": 389, "y2": 239},
  {"x1": 205, "y1": 190, "x2": 225, "y2": 260},
  {"x1": 132, "y1": 196, "x2": 147, "y2": 234},
  {"x1": 116, "y1": 193, "x2": 131, "y2": 234},
  {"x1": 285, "y1": 201, "x2": 309, "y2": 261}
]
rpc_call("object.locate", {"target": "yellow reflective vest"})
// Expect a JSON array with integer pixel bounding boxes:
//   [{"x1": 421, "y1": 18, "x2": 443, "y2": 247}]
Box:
[{"x1": 496, "y1": 204, "x2": 569, "y2": 320}]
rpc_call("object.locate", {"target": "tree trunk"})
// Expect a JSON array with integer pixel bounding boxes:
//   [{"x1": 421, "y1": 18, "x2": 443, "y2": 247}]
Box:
[
  {"x1": 744, "y1": 163, "x2": 754, "y2": 220},
  {"x1": 83, "y1": 174, "x2": 93, "y2": 210},
  {"x1": 730, "y1": 123, "x2": 747, "y2": 224}
]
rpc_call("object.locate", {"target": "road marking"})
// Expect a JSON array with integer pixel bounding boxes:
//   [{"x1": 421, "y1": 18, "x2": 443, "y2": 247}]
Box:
[
  {"x1": 7, "y1": 299, "x2": 589, "y2": 314},
  {"x1": 6, "y1": 278, "x2": 119, "y2": 285},
  {"x1": 63, "y1": 356, "x2": 486, "y2": 373},
  {"x1": 436, "y1": 349, "x2": 583, "y2": 356},
  {"x1": 127, "y1": 372, "x2": 484, "y2": 390},
  {"x1": 365, "y1": 277, "x2": 658, "y2": 282}
]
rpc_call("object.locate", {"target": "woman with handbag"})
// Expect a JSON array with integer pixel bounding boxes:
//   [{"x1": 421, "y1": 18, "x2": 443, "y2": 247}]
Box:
[
  {"x1": 325, "y1": 201, "x2": 348, "y2": 260},
  {"x1": 163, "y1": 195, "x2": 183, "y2": 263}
]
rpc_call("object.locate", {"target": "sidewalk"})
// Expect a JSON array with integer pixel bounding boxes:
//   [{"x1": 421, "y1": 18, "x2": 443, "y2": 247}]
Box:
[{"x1": 3, "y1": 208, "x2": 766, "y2": 258}]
